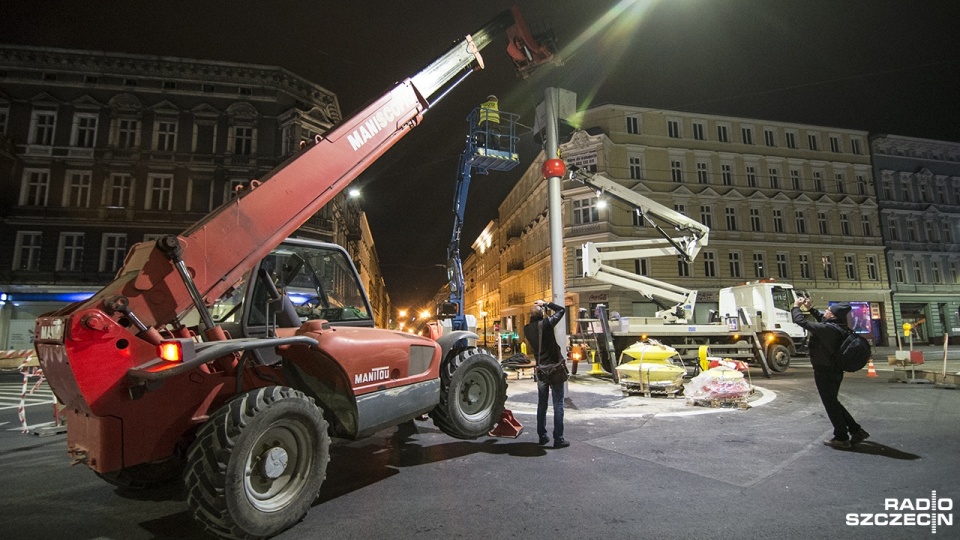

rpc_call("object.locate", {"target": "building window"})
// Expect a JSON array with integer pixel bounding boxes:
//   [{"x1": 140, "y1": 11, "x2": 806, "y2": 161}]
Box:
[
  {"x1": 100, "y1": 234, "x2": 127, "y2": 273},
  {"x1": 670, "y1": 160, "x2": 683, "y2": 183},
  {"x1": 233, "y1": 125, "x2": 255, "y2": 155},
  {"x1": 155, "y1": 120, "x2": 177, "y2": 151},
  {"x1": 932, "y1": 261, "x2": 943, "y2": 284},
  {"x1": 856, "y1": 174, "x2": 867, "y2": 195},
  {"x1": 573, "y1": 197, "x2": 599, "y2": 224},
  {"x1": 773, "y1": 209, "x2": 785, "y2": 233},
  {"x1": 674, "y1": 204, "x2": 685, "y2": 215},
  {"x1": 882, "y1": 181, "x2": 893, "y2": 200},
  {"x1": 575, "y1": 248, "x2": 583, "y2": 276},
  {"x1": 808, "y1": 133, "x2": 819, "y2": 151},
  {"x1": 721, "y1": 163, "x2": 733, "y2": 186},
  {"x1": 913, "y1": 261, "x2": 924, "y2": 283},
  {"x1": 633, "y1": 209, "x2": 645, "y2": 227},
  {"x1": 696, "y1": 161, "x2": 709, "y2": 184},
  {"x1": 900, "y1": 183, "x2": 912, "y2": 202},
  {"x1": 888, "y1": 218, "x2": 899, "y2": 241},
  {"x1": 629, "y1": 156, "x2": 642, "y2": 179},
  {"x1": 790, "y1": 169, "x2": 801, "y2": 191},
  {"x1": 30, "y1": 110, "x2": 57, "y2": 145},
  {"x1": 840, "y1": 213, "x2": 850, "y2": 236},
  {"x1": 795, "y1": 210, "x2": 806, "y2": 234},
  {"x1": 729, "y1": 252, "x2": 742, "y2": 278},
  {"x1": 829, "y1": 135, "x2": 842, "y2": 153},
  {"x1": 750, "y1": 208, "x2": 762, "y2": 232},
  {"x1": 753, "y1": 252, "x2": 765, "y2": 278},
  {"x1": 785, "y1": 131, "x2": 797, "y2": 149},
  {"x1": 107, "y1": 174, "x2": 133, "y2": 207},
  {"x1": 667, "y1": 119, "x2": 681, "y2": 138},
  {"x1": 57, "y1": 232, "x2": 85, "y2": 272},
  {"x1": 626, "y1": 115, "x2": 639, "y2": 134},
  {"x1": 769, "y1": 167, "x2": 780, "y2": 189},
  {"x1": 894, "y1": 260, "x2": 905, "y2": 283},
  {"x1": 71, "y1": 113, "x2": 98, "y2": 147},
  {"x1": 943, "y1": 222, "x2": 953, "y2": 243},
  {"x1": 13, "y1": 231, "x2": 42, "y2": 271},
  {"x1": 764, "y1": 128, "x2": 777, "y2": 147},
  {"x1": 699, "y1": 205, "x2": 713, "y2": 228},
  {"x1": 692, "y1": 122, "x2": 705, "y2": 140},
  {"x1": 20, "y1": 169, "x2": 51, "y2": 206},
  {"x1": 64, "y1": 171, "x2": 92, "y2": 207},
  {"x1": 866, "y1": 256, "x2": 878, "y2": 280},
  {"x1": 907, "y1": 220, "x2": 919, "y2": 242},
  {"x1": 818, "y1": 211, "x2": 829, "y2": 234},
  {"x1": 746, "y1": 165, "x2": 758, "y2": 187},
  {"x1": 146, "y1": 174, "x2": 174, "y2": 211},
  {"x1": 677, "y1": 256, "x2": 690, "y2": 277},
  {"x1": 776, "y1": 253, "x2": 789, "y2": 278},
  {"x1": 835, "y1": 172, "x2": 845, "y2": 194},
  {"x1": 717, "y1": 124, "x2": 729, "y2": 143},
  {"x1": 634, "y1": 258, "x2": 649, "y2": 276},
  {"x1": 741, "y1": 126, "x2": 753, "y2": 145},
  {"x1": 703, "y1": 251, "x2": 717, "y2": 277},
  {"x1": 844, "y1": 255, "x2": 857, "y2": 280},
  {"x1": 822, "y1": 255, "x2": 834, "y2": 279},
  {"x1": 799, "y1": 254, "x2": 811, "y2": 279},
  {"x1": 725, "y1": 207, "x2": 738, "y2": 231},
  {"x1": 925, "y1": 221, "x2": 938, "y2": 242},
  {"x1": 861, "y1": 215, "x2": 872, "y2": 237},
  {"x1": 117, "y1": 118, "x2": 139, "y2": 148},
  {"x1": 813, "y1": 171, "x2": 824, "y2": 192},
  {"x1": 851, "y1": 138, "x2": 862, "y2": 155}
]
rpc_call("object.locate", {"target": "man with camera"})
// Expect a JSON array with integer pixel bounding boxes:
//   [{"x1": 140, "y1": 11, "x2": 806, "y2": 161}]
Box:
[{"x1": 523, "y1": 299, "x2": 569, "y2": 449}]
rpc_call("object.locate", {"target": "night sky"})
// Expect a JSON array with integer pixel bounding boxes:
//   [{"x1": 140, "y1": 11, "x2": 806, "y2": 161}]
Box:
[{"x1": 2, "y1": 0, "x2": 959, "y2": 313}]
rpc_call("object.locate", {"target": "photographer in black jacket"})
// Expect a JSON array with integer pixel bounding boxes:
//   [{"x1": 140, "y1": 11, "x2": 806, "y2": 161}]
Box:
[
  {"x1": 792, "y1": 297, "x2": 869, "y2": 449},
  {"x1": 523, "y1": 300, "x2": 569, "y2": 449}
]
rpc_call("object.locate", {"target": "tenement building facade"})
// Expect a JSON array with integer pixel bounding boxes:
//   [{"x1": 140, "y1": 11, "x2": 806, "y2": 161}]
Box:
[
  {"x1": 0, "y1": 44, "x2": 390, "y2": 355},
  {"x1": 464, "y1": 102, "x2": 897, "y2": 346},
  {"x1": 870, "y1": 135, "x2": 960, "y2": 345}
]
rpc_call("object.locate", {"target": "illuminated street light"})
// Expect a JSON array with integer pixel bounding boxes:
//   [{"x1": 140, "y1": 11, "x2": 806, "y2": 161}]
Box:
[
  {"x1": 420, "y1": 310, "x2": 431, "y2": 319},
  {"x1": 348, "y1": 187, "x2": 361, "y2": 198}
]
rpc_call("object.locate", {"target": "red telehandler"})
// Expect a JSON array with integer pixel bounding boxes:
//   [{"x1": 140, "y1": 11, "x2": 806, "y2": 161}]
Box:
[{"x1": 33, "y1": 7, "x2": 555, "y2": 539}]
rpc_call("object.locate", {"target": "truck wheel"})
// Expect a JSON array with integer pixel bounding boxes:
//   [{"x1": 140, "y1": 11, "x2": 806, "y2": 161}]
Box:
[
  {"x1": 767, "y1": 344, "x2": 790, "y2": 373},
  {"x1": 95, "y1": 456, "x2": 183, "y2": 490},
  {"x1": 431, "y1": 347, "x2": 507, "y2": 439},
  {"x1": 184, "y1": 387, "x2": 330, "y2": 540}
]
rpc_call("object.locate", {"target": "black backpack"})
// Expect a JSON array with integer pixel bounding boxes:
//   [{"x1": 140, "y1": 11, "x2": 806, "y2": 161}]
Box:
[{"x1": 836, "y1": 327, "x2": 872, "y2": 372}]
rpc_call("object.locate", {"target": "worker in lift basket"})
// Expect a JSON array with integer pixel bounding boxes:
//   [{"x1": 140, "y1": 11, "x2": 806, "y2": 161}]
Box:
[{"x1": 477, "y1": 94, "x2": 500, "y2": 150}]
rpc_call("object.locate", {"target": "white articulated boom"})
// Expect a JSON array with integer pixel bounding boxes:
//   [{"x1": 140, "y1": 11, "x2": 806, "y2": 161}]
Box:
[{"x1": 574, "y1": 170, "x2": 709, "y2": 323}]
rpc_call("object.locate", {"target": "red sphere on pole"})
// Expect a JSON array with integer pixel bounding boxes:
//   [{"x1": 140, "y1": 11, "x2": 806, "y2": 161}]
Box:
[{"x1": 541, "y1": 158, "x2": 566, "y2": 179}]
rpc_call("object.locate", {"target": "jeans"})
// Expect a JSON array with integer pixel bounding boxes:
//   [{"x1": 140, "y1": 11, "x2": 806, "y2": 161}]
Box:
[
  {"x1": 536, "y1": 378, "x2": 565, "y2": 441},
  {"x1": 814, "y1": 369, "x2": 861, "y2": 440}
]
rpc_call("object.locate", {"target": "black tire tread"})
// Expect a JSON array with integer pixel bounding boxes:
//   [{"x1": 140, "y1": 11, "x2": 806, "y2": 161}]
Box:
[{"x1": 430, "y1": 347, "x2": 507, "y2": 440}]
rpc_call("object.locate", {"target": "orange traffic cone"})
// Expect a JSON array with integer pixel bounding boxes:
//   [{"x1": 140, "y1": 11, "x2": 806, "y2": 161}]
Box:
[{"x1": 866, "y1": 358, "x2": 878, "y2": 378}]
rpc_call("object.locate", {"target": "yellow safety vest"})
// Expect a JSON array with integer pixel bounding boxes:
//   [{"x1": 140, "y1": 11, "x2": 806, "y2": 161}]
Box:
[{"x1": 478, "y1": 100, "x2": 500, "y2": 125}]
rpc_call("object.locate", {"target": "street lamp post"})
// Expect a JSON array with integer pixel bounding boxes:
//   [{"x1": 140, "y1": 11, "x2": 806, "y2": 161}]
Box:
[{"x1": 480, "y1": 311, "x2": 488, "y2": 347}]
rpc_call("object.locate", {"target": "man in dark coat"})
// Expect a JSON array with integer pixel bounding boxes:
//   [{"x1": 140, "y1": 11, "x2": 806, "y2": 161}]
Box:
[
  {"x1": 523, "y1": 299, "x2": 569, "y2": 449},
  {"x1": 792, "y1": 298, "x2": 869, "y2": 449}
]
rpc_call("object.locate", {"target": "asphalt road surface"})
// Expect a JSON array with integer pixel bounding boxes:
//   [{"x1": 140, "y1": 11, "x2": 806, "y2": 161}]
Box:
[{"x1": 0, "y1": 364, "x2": 957, "y2": 540}]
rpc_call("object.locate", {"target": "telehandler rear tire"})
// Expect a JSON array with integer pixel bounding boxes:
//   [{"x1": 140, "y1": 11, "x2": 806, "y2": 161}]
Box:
[
  {"x1": 184, "y1": 386, "x2": 330, "y2": 540},
  {"x1": 431, "y1": 347, "x2": 507, "y2": 439}
]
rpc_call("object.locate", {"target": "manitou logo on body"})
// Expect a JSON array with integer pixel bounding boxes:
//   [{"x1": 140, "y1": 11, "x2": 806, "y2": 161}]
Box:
[
  {"x1": 347, "y1": 92, "x2": 417, "y2": 152},
  {"x1": 355, "y1": 366, "x2": 391, "y2": 385},
  {"x1": 846, "y1": 491, "x2": 953, "y2": 534}
]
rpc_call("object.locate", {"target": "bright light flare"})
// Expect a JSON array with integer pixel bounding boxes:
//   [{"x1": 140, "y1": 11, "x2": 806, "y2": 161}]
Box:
[{"x1": 158, "y1": 341, "x2": 183, "y2": 362}]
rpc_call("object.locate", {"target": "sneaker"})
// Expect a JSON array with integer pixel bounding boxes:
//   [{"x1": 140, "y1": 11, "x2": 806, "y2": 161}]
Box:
[
  {"x1": 850, "y1": 429, "x2": 870, "y2": 445},
  {"x1": 823, "y1": 438, "x2": 851, "y2": 449},
  {"x1": 538, "y1": 436, "x2": 549, "y2": 446},
  {"x1": 553, "y1": 438, "x2": 570, "y2": 449}
]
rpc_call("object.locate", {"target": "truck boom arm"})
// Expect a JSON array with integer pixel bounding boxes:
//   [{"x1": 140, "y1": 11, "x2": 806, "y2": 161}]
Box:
[
  {"x1": 576, "y1": 171, "x2": 709, "y2": 322},
  {"x1": 63, "y1": 8, "x2": 553, "y2": 333}
]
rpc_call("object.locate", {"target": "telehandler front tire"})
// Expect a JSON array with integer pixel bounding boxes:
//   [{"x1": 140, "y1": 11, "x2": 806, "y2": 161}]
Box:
[{"x1": 431, "y1": 347, "x2": 507, "y2": 439}]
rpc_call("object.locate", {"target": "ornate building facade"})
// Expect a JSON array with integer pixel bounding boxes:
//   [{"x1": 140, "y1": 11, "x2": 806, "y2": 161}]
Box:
[
  {"x1": 0, "y1": 45, "x2": 390, "y2": 354},
  {"x1": 462, "y1": 103, "x2": 897, "y2": 347},
  {"x1": 871, "y1": 134, "x2": 960, "y2": 344}
]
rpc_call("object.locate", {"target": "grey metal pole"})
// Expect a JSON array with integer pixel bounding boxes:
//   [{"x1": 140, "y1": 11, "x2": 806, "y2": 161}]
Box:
[{"x1": 544, "y1": 87, "x2": 567, "y2": 357}]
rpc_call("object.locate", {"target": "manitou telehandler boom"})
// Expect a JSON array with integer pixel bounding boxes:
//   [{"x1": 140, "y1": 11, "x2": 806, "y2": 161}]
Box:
[{"x1": 34, "y1": 7, "x2": 555, "y2": 539}]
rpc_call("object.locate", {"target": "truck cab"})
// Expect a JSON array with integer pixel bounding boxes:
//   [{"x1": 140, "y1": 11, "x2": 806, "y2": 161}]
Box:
[{"x1": 718, "y1": 280, "x2": 807, "y2": 372}]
